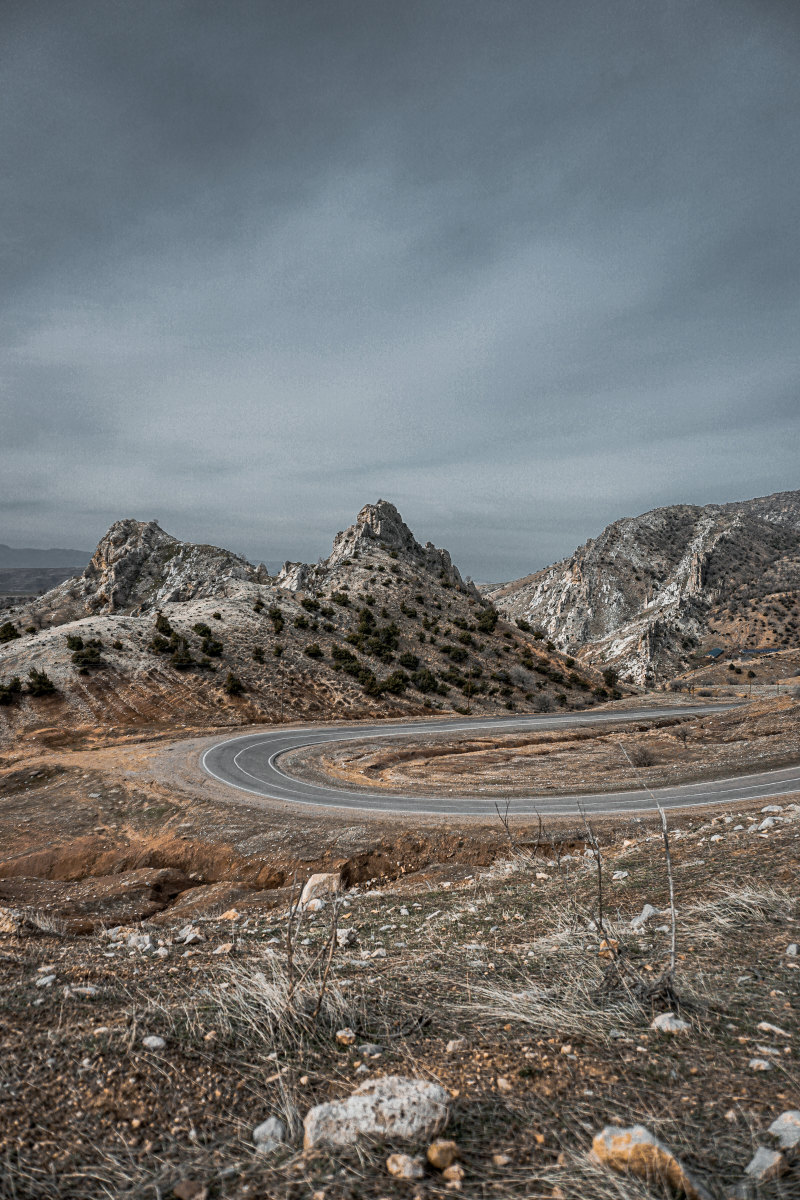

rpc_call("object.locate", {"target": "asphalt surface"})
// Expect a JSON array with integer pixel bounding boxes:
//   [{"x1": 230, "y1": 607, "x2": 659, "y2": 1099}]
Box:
[{"x1": 200, "y1": 703, "x2": 800, "y2": 816}]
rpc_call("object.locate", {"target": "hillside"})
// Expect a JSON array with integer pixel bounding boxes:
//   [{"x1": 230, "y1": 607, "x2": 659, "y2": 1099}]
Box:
[
  {"x1": 487, "y1": 489, "x2": 800, "y2": 685},
  {"x1": 0, "y1": 502, "x2": 610, "y2": 744}
]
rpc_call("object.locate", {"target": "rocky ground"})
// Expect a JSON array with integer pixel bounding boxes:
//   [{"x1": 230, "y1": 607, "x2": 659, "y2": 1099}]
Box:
[{"x1": 2, "y1": 799, "x2": 800, "y2": 1199}]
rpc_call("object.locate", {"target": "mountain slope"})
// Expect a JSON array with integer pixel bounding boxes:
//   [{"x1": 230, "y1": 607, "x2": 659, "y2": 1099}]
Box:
[
  {"x1": 487, "y1": 489, "x2": 800, "y2": 684},
  {"x1": 0, "y1": 503, "x2": 604, "y2": 743}
]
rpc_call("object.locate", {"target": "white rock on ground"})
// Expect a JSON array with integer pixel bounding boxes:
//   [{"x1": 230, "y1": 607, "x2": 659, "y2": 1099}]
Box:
[
  {"x1": 786, "y1": 943, "x2": 798, "y2": 957},
  {"x1": 651, "y1": 1013, "x2": 690, "y2": 1034},
  {"x1": 744, "y1": 1145, "x2": 787, "y2": 1182},
  {"x1": 591, "y1": 1125, "x2": 712, "y2": 1200},
  {"x1": 141, "y1": 1035, "x2": 166, "y2": 1050},
  {"x1": 301, "y1": 872, "x2": 342, "y2": 906},
  {"x1": 303, "y1": 1075, "x2": 449, "y2": 1149},
  {"x1": 748, "y1": 1058, "x2": 772, "y2": 1071},
  {"x1": 386, "y1": 1153, "x2": 425, "y2": 1180},
  {"x1": 769, "y1": 1110, "x2": 800, "y2": 1148},
  {"x1": 630, "y1": 904, "x2": 661, "y2": 931},
  {"x1": 252, "y1": 1116, "x2": 286, "y2": 1154},
  {"x1": 337, "y1": 928, "x2": 358, "y2": 948}
]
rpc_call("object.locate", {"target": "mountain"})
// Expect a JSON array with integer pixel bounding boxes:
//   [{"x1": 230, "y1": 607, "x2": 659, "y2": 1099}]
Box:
[
  {"x1": 0, "y1": 544, "x2": 91, "y2": 569},
  {"x1": 24, "y1": 518, "x2": 269, "y2": 626},
  {"x1": 487, "y1": 489, "x2": 800, "y2": 684},
  {"x1": 0, "y1": 503, "x2": 605, "y2": 742}
]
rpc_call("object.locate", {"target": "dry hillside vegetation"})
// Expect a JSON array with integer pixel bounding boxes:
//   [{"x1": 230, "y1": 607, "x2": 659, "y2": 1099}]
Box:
[
  {"x1": 287, "y1": 697, "x2": 800, "y2": 797},
  {"x1": 2, "y1": 801, "x2": 799, "y2": 1199},
  {"x1": 0, "y1": 503, "x2": 617, "y2": 746}
]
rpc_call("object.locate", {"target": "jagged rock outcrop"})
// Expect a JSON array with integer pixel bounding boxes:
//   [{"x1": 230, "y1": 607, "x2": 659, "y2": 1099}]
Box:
[
  {"x1": 488, "y1": 490, "x2": 800, "y2": 684},
  {"x1": 278, "y1": 501, "x2": 478, "y2": 597},
  {"x1": 21, "y1": 519, "x2": 268, "y2": 625}
]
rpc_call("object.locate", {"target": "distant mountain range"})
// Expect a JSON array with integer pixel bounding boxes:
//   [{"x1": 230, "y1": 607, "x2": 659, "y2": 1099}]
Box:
[
  {"x1": 0, "y1": 544, "x2": 91, "y2": 569},
  {"x1": 487, "y1": 488, "x2": 800, "y2": 684}
]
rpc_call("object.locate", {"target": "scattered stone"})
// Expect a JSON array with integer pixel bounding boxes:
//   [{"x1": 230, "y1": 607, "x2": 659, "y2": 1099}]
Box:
[
  {"x1": 748, "y1": 1058, "x2": 772, "y2": 1071},
  {"x1": 591, "y1": 1125, "x2": 711, "y2": 1200},
  {"x1": 612, "y1": 870, "x2": 629, "y2": 880},
  {"x1": 427, "y1": 1140, "x2": 459, "y2": 1170},
  {"x1": 496, "y1": 1076, "x2": 513, "y2": 1092},
  {"x1": 786, "y1": 944, "x2": 798, "y2": 957},
  {"x1": 142, "y1": 1035, "x2": 166, "y2": 1050},
  {"x1": 630, "y1": 904, "x2": 661, "y2": 932},
  {"x1": 64, "y1": 984, "x2": 99, "y2": 998},
  {"x1": 757, "y1": 1021, "x2": 790, "y2": 1038},
  {"x1": 769, "y1": 1110, "x2": 800, "y2": 1149},
  {"x1": 337, "y1": 927, "x2": 358, "y2": 948},
  {"x1": 34, "y1": 974, "x2": 56, "y2": 988},
  {"x1": 252, "y1": 1116, "x2": 286, "y2": 1154},
  {"x1": 446, "y1": 1038, "x2": 466, "y2": 1055},
  {"x1": 357, "y1": 1043, "x2": 382, "y2": 1058},
  {"x1": 300, "y1": 872, "x2": 342, "y2": 906},
  {"x1": 219, "y1": 908, "x2": 241, "y2": 921},
  {"x1": 386, "y1": 1153, "x2": 425, "y2": 1180},
  {"x1": 492, "y1": 1153, "x2": 511, "y2": 1167},
  {"x1": 303, "y1": 1075, "x2": 449, "y2": 1149},
  {"x1": 758, "y1": 817, "x2": 776, "y2": 831},
  {"x1": 443, "y1": 1163, "x2": 465, "y2": 1183},
  {"x1": 213, "y1": 943, "x2": 234, "y2": 955},
  {"x1": 335, "y1": 1028, "x2": 357, "y2": 1046},
  {"x1": 172, "y1": 1181, "x2": 208, "y2": 1200},
  {"x1": 744, "y1": 1146, "x2": 786, "y2": 1182},
  {"x1": 305, "y1": 898, "x2": 327, "y2": 913},
  {"x1": 127, "y1": 933, "x2": 153, "y2": 951},
  {"x1": 651, "y1": 1012, "x2": 690, "y2": 1034}
]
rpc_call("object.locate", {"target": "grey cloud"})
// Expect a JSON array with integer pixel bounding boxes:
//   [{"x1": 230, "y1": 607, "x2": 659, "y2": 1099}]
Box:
[{"x1": 2, "y1": 0, "x2": 799, "y2": 578}]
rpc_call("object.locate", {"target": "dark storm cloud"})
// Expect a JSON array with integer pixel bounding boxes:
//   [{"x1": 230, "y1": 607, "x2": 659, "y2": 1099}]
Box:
[{"x1": 2, "y1": 0, "x2": 799, "y2": 579}]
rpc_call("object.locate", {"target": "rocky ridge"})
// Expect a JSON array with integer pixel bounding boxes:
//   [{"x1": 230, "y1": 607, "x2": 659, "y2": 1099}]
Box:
[
  {"x1": 487, "y1": 489, "x2": 800, "y2": 684},
  {"x1": 0, "y1": 503, "x2": 604, "y2": 742},
  {"x1": 25, "y1": 519, "x2": 268, "y2": 625}
]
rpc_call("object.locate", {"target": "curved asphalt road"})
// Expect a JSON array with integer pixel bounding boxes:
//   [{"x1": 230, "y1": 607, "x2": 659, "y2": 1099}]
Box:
[{"x1": 201, "y1": 703, "x2": 800, "y2": 816}]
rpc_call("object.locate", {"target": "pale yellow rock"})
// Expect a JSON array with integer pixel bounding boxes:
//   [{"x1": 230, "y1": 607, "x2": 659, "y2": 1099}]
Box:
[
  {"x1": 427, "y1": 1139, "x2": 459, "y2": 1169},
  {"x1": 442, "y1": 1164, "x2": 465, "y2": 1182},
  {"x1": 591, "y1": 1125, "x2": 711, "y2": 1200}
]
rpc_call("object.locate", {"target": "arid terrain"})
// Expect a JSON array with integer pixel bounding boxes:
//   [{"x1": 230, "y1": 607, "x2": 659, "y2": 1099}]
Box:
[{"x1": 2, "y1": 497, "x2": 799, "y2": 1200}]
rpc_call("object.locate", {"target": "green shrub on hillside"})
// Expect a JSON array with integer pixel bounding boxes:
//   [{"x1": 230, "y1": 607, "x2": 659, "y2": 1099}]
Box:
[
  {"x1": 0, "y1": 622, "x2": 20, "y2": 644},
  {"x1": 27, "y1": 668, "x2": 56, "y2": 696},
  {"x1": 0, "y1": 676, "x2": 22, "y2": 705},
  {"x1": 223, "y1": 672, "x2": 244, "y2": 696}
]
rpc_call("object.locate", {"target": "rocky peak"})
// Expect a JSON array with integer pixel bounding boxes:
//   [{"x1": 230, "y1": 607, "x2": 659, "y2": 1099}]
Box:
[
  {"x1": 24, "y1": 519, "x2": 267, "y2": 624},
  {"x1": 278, "y1": 500, "x2": 478, "y2": 596},
  {"x1": 328, "y1": 500, "x2": 423, "y2": 564}
]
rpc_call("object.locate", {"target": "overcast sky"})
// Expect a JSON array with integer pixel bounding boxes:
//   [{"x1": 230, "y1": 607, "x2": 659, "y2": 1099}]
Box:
[{"x1": 3, "y1": 0, "x2": 799, "y2": 580}]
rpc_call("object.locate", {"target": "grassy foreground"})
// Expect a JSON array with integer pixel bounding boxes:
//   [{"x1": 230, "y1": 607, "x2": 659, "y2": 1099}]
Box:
[{"x1": 2, "y1": 799, "x2": 799, "y2": 1199}]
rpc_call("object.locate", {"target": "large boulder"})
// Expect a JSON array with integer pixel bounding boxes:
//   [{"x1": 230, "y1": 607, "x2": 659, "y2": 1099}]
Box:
[{"x1": 303, "y1": 1076, "x2": 449, "y2": 1149}]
